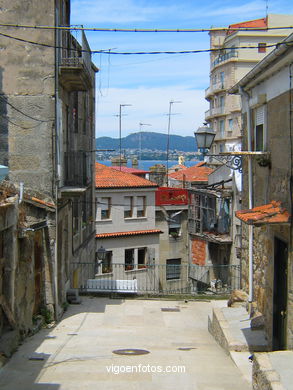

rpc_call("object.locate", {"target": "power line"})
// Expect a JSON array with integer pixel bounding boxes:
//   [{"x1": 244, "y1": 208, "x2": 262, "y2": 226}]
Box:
[
  {"x1": 0, "y1": 30, "x2": 292, "y2": 56},
  {"x1": 0, "y1": 23, "x2": 293, "y2": 32}
]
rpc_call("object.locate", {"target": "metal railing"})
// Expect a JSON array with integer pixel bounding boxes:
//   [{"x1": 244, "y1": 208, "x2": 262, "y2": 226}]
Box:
[
  {"x1": 70, "y1": 262, "x2": 240, "y2": 296},
  {"x1": 212, "y1": 50, "x2": 238, "y2": 68}
]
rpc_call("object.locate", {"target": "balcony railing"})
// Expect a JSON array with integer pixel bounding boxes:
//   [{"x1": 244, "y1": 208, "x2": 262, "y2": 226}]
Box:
[
  {"x1": 205, "y1": 106, "x2": 225, "y2": 120},
  {"x1": 64, "y1": 151, "x2": 91, "y2": 187},
  {"x1": 212, "y1": 50, "x2": 238, "y2": 68},
  {"x1": 205, "y1": 81, "x2": 225, "y2": 98},
  {"x1": 59, "y1": 32, "x2": 93, "y2": 91}
]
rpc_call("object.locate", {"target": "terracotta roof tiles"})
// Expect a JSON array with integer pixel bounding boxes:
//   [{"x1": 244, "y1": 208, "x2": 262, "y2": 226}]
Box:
[
  {"x1": 96, "y1": 229, "x2": 162, "y2": 239},
  {"x1": 111, "y1": 166, "x2": 149, "y2": 174},
  {"x1": 96, "y1": 163, "x2": 157, "y2": 188},
  {"x1": 235, "y1": 201, "x2": 290, "y2": 226},
  {"x1": 168, "y1": 163, "x2": 213, "y2": 183}
]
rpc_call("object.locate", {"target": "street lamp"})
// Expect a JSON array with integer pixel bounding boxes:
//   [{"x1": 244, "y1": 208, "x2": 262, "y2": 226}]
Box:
[
  {"x1": 194, "y1": 124, "x2": 216, "y2": 155},
  {"x1": 194, "y1": 124, "x2": 242, "y2": 172}
]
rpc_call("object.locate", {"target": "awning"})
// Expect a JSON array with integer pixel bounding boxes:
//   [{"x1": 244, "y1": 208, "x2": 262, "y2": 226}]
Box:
[{"x1": 235, "y1": 201, "x2": 290, "y2": 226}]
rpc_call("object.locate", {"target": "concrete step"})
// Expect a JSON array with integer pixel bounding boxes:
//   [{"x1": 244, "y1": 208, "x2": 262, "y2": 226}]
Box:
[{"x1": 208, "y1": 306, "x2": 269, "y2": 353}]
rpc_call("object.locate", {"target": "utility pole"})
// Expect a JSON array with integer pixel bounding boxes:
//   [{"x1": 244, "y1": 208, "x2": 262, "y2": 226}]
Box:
[
  {"x1": 139, "y1": 122, "x2": 151, "y2": 166},
  {"x1": 118, "y1": 104, "x2": 131, "y2": 170},
  {"x1": 166, "y1": 100, "x2": 181, "y2": 183}
]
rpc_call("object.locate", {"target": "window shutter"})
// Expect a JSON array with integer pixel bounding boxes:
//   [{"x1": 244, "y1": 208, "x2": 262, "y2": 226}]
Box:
[{"x1": 256, "y1": 106, "x2": 264, "y2": 125}]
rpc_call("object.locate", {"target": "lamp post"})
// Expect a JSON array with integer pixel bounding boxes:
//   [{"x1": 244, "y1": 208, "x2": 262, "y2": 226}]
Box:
[{"x1": 118, "y1": 104, "x2": 132, "y2": 170}]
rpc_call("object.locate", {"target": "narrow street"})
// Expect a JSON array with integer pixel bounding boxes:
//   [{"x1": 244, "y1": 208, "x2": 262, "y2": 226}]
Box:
[{"x1": 0, "y1": 297, "x2": 250, "y2": 390}]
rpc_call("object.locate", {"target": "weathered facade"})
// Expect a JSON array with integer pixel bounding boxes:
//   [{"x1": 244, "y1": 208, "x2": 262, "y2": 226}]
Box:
[
  {"x1": 231, "y1": 33, "x2": 293, "y2": 350},
  {"x1": 0, "y1": 183, "x2": 55, "y2": 356},
  {"x1": 0, "y1": 0, "x2": 97, "y2": 323},
  {"x1": 155, "y1": 187, "x2": 189, "y2": 292}
]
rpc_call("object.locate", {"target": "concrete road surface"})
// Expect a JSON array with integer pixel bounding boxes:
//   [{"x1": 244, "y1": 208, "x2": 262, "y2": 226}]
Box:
[{"x1": 0, "y1": 297, "x2": 251, "y2": 390}]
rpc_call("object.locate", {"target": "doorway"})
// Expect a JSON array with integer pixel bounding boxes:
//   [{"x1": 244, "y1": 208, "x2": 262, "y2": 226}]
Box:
[{"x1": 273, "y1": 237, "x2": 288, "y2": 350}]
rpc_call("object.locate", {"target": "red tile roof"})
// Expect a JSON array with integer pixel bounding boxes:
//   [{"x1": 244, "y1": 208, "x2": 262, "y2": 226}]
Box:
[
  {"x1": 111, "y1": 166, "x2": 149, "y2": 174},
  {"x1": 96, "y1": 229, "x2": 162, "y2": 239},
  {"x1": 168, "y1": 163, "x2": 213, "y2": 183},
  {"x1": 95, "y1": 163, "x2": 157, "y2": 188},
  {"x1": 236, "y1": 201, "x2": 290, "y2": 226},
  {"x1": 227, "y1": 18, "x2": 267, "y2": 35}
]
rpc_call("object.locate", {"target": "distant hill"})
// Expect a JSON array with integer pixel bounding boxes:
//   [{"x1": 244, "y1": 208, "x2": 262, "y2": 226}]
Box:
[{"x1": 96, "y1": 132, "x2": 197, "y2": 152}]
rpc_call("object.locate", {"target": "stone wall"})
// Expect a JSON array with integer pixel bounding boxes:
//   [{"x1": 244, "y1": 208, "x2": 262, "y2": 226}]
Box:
[{"x1": 240, "y1": 89, "x2": 293, "y2": 349}]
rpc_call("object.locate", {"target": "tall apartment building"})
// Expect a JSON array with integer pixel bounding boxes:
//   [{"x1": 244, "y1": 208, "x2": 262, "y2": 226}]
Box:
[
  {"x1": 205, "y1": 14, "x2": 293, "y2": 155},
  {"x1": 0, "y1": 0, "x2": 97, "y2": 318}
]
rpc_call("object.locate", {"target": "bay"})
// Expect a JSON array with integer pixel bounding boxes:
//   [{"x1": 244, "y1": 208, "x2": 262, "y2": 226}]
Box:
[{"x1": 96, "y1": 159, "x2": 200, "y2": 171}]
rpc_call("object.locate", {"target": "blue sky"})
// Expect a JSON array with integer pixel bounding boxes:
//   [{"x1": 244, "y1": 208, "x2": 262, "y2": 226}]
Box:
[{"x1": 71, "y1": 0, "x2": 293, "y2": 138}]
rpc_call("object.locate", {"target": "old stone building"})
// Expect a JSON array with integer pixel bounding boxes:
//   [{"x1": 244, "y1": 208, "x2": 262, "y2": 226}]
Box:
[
  {"x1": 0, "y1": 0, "x2": 97, "y2": 323},
  {"x1": 0, "y1": 182, "x2": 55, "y2": 356},
  {"x1": 231, "y1": 32, "x2": 293, "y2": 350}
]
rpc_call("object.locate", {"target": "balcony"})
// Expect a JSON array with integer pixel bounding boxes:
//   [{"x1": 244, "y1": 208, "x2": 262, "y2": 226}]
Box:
[
  {"x1": 61, "y1": 151, "x2": 92, "y2": 196},
  {"x1": 205, "y1": 106, "x2": 225, "y2": 120},
  {"x1": 188, "y1": 189, "x2": 232, "y2": 244},
  {"x1": 59, "y1": 57, "x2": 92, "y2": 91},
  {"x1": 212, "y1": 50, "x2": 238, "y2": 69},
  {"x1": 205, "y1": 81, "x2": 225, "y2": 99}
]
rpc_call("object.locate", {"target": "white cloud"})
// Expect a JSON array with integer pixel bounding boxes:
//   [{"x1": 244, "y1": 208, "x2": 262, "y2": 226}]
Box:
[
  {"x1": 205, "y1": 1, "x2": 265, "y2": 17},
  {"x1": 71, "y1": 0, "x2": 175, "y2": 24},
  {"x1": 95, "y1": 86, "x2": 208, "y2": 138}
]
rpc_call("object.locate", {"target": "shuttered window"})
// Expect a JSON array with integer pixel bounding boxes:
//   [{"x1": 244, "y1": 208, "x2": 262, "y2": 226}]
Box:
[{"x1": 255, "y1": 106, "x2": 265, "y2": 151}]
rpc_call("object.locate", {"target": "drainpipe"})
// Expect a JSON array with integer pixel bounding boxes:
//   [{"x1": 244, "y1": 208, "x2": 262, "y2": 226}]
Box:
[
  {"x1": 53, "y1": 0, "x2": 61, "y2": 320},
  {"x1": 239, "y1": 86, "x2": 254, "y2": 306}
]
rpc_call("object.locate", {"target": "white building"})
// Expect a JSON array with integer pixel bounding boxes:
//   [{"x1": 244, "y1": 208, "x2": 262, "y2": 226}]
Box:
[
  {"x1": 95, "y1": 163, "x2": 161, "y2": 292},
  {"x1": 205, "y1": 14, "x2": 293, "y2": 156}
]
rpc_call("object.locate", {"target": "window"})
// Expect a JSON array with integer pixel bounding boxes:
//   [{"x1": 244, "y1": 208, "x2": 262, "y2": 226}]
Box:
[
  {"x1": 219, "y1": 95, "x2": 225, "y2": 108},
  {"x1": 219, "y1": 143, "x2": 225, "y2": 153},
  {"x1": 219, "y1": 120, "x2": 225, "y2": 137},
  {"x1": 254, "y1": 106, "x2": 265, "y2": 151},
  {"x1": 219, "y1": 71, "x2": 225, "y2": 87},
  {"x1": 258, "y1": 43, "x2": 266, "y2": 53},
  {"x1": 168, "y1": 211, "x2": 181, "y2": 238},
  {"x1": 166, "y1": 259, "x2": 181, "y2": 280},
  {"x1": 124, "y1": 196, "x2": 133, "y2": 218},
  {"x1": 101, "y1": 197, "x2": 111, "y2": 220},
  {"x1": 136, "y1": 196, "x2": 146, "y2": 217},
  {"x1": 102, "y1": 251, "x2": 112, "y2": 274},
  {"x1": 228, "y1": 118, "x2": 233, "y2": 130},
  {"x1": 138, "y1": 248, "x2": 147, "y2": 269},
  {"x1": 125, "y1": 249, "x2": 134, "y2": 271}
]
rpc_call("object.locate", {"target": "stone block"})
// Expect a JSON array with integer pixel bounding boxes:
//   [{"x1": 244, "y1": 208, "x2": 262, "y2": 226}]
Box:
[{"x1": 0, "y1": 330, "x2": 20, "y2": 357}]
